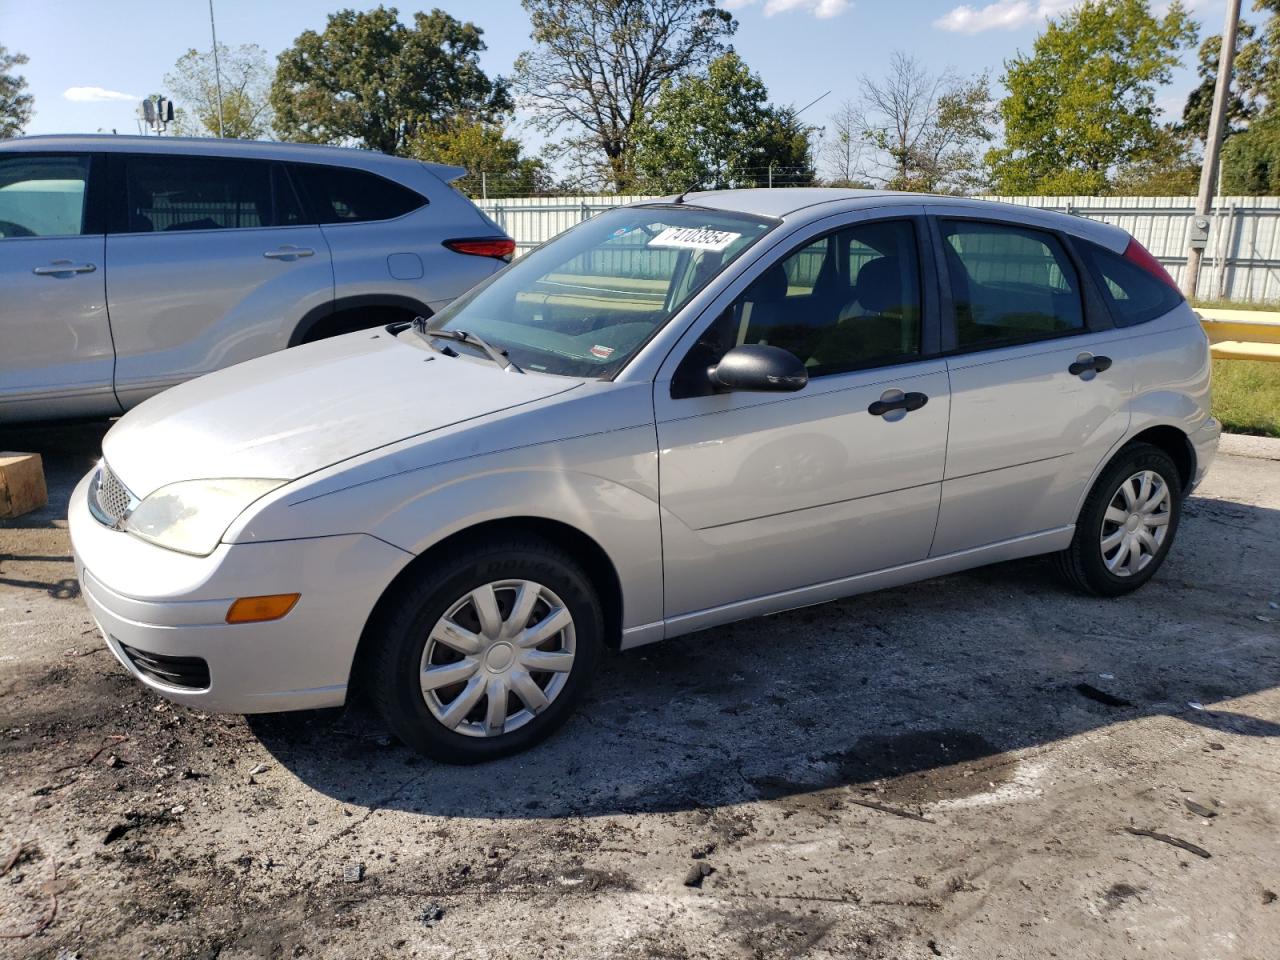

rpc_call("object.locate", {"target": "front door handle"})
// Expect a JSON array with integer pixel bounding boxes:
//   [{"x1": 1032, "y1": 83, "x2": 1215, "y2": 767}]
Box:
[
  {"x1": 263, "y1": 246, "x2": 315, "y2": 260},
  {"x1": 1069, "y1": 354, "x2": 1113, "y2": 377},
  {"x1": 868, "y1": 390, "x2": 929, "y2": 418},
  {"x1": 32, "y1": 260, "x2": 97, "y2": 276}
]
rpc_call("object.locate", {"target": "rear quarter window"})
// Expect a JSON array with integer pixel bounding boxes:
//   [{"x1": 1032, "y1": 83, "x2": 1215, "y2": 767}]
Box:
[
  {"x1": 1080, "y1": 241, "x2": 1185, "y2": 327},
  {"x1": 289, "y1": 163, "x2": 426, "y2": 224}
]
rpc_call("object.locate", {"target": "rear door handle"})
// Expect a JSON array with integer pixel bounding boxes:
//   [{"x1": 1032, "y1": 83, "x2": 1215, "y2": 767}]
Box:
[
  {"x1": 1069, "y1": 354, "x2": 1112, "y2": 377},
  {"x1": 868, "y1": 390, "x2": 929, "y2": 418},
  {"x1": 32, "y1": 260, "x2": 97, "y2": 276},
  {"x1": 263, "y1": 246, "x2": 315, "y2": 260}
]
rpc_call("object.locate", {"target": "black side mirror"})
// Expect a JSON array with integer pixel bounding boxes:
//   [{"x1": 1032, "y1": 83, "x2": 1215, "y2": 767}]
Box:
[{"x1": 708, "y1": 344, "x2": 808, "y2": 393}]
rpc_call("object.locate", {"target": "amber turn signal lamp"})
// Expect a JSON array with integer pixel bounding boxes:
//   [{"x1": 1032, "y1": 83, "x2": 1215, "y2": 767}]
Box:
[{"x1": 225, "y1": 594, "x2": 300, "y2": 624}]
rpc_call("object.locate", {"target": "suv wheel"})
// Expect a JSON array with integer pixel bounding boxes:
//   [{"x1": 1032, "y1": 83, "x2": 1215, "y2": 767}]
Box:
[
  {"x1": 1053, "y1": 442, "x2": 1183, "y2": 597},
  {"x1": 367, "y1": 536, "x2": 603, "y2": 763}
]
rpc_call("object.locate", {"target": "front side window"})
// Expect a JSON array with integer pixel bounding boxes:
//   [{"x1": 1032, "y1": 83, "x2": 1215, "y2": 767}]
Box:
[
  {"x1": 0, "y1": 154, "x2": 90, "y2": 238},
  {"x1": 289, "y1": 163, "x2": 425, "y2": 224},
  {"x1": 941, "y1": 220, "x2": 1084, "y2": 348},
  {"x1": 124, "y1": 156, "x2": 276, "y2": 232},
  {"x1": 422, "y1": 205, "x2": 775, "y2": 377},
  {"x1": 672, "y1": 219, "x2": 923, "y2": 397}
]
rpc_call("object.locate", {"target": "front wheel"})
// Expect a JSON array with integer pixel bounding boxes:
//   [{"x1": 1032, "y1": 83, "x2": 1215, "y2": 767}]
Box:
[
  {"x1": 1053, "y1": 442, "x2": 1183, "y2": 597},
  {"x1": 367, "y1": 536, "x2": 603, "y2": 763}
]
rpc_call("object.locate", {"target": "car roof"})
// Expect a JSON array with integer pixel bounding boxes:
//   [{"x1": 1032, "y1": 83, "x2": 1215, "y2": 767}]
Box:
[
  {"x1": 647, "y1": 188, "x2": 1130, "y2": 253},
  {"x1": 0, "y1": 133, "x2": 467, "y2": 183}
]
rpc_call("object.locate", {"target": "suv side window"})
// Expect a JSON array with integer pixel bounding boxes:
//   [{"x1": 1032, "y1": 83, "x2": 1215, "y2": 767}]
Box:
[
  {"x1": 672, "y1": 218, "x2": 922, "y2": 397},
  {"x1": 0, "y1": 154, "x2": 92, "y2": 238},
  {"x1": 940, "y1": 220, "x2": 1084, "y2": 349},
  {"x1": 1079, "y1": 241, "x2": 1184, "y2": 327},
  {"x1": 124, "y1": 155, "x2": 279, "y2": 232},
  {"x1": 289, "y1": 163, "x2": 426, "y2": 224}
]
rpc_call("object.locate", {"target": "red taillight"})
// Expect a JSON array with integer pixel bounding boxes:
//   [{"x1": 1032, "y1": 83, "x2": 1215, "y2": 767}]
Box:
[
  {"x1": 444, "y1": 237, "x2": 516, "y2": 259},
  {"x1": 1123, "y1": 237, "x2": 1180, "y2": 293}
]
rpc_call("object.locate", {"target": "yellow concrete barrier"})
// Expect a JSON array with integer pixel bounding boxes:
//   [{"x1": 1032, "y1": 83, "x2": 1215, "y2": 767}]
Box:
[{"x1": 1197, "y1": 308, "x2": 1280, "y2": 363}]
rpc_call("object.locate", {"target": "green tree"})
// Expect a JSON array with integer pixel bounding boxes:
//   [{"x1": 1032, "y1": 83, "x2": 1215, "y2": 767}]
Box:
[
  {"x1": 514, "y1": 0, "x2": 737, "y2": 191},
  {"x1": 271, "y1": 6, "x2": 510, "y2": 155},
  {"x1": 631, "y1": 52, "x2": 813, "y2": 192},
  {"x1": 405, "y1": 116, "x2": 549, "y2": 196},
  {"x1": 166, "y1": 43, "x2": 274, "y2": 139},
  {"x1": 987, "y1": 0, "x2": 1197, "y2": 195},
  {"x1": 1, "y1": 45, "x2": 33, "y2": 139},
  {"x1": 1179, "y1": 24, "x2": 1261, "y2": 142}
]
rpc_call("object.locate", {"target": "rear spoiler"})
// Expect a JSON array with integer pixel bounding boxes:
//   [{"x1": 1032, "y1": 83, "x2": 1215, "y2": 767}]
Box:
[{"x1": 420, "y1": 162, "x2": 468, "y2": 184}]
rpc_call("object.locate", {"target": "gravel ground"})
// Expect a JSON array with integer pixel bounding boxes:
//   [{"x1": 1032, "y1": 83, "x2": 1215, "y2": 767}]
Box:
[{"x1": 2, "y1": 423, "x2": 1278, "y2": 960}]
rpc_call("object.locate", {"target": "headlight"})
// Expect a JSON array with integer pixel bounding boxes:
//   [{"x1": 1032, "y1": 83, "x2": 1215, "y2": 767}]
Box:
[{"x1": 123, "y1": 478, "x2": 286, "y2": 556}]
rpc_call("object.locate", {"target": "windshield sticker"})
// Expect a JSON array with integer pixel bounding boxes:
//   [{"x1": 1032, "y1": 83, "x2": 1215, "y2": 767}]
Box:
[
  {"x1": 648, "y1": 226, "x2": 742, "y2": 252},
  {"x1": 590, "y1": 344, "x2": 615, "y2": 360}
]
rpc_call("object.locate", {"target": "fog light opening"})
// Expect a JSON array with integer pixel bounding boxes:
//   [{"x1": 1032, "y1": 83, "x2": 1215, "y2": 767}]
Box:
[{"x1": 226, "y1": 593, "x2": 300, "y2": 624}]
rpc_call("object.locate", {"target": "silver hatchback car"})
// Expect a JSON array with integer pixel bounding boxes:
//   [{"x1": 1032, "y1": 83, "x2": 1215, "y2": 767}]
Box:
[
  {"x1": 69, "y1": 190, "x2": 1220, "y2": 762},
  {"x1": 0, "y1": 135, "x2": 510, "y2": 422}
]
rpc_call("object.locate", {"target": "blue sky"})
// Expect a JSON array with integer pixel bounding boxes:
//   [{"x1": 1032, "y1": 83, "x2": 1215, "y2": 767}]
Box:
[{"x1": 0, "y1": 0, "x2": 1244, "y2": 154}]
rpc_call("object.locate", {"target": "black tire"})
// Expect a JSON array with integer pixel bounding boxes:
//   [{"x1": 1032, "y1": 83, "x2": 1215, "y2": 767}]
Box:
[
  {"x1": 366, "y1": 535, "x2": 603, "y2": 763},
  {"x1": 1053, "y1": 442, "x2": 1183, "y2": 597}
]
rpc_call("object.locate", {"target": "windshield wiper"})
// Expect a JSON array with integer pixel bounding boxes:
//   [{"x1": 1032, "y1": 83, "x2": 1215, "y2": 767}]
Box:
[{"x1": 413, "y1": 318, "x2": 522, "y2": 373}]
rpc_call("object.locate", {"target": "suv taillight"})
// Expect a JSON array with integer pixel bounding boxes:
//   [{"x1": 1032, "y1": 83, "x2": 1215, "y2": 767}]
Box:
[
  {"x1": 1123, "y1": 237, "x2": 1181, "y2": 293},
  {"x1": 444, "y1": 237, "x2": 516, "y2": 260}
]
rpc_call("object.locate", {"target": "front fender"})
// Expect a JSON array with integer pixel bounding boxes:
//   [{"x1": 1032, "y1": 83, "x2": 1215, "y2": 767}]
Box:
[{"x1": 233, "y1": 423, "x2": 664, "y2": 642}]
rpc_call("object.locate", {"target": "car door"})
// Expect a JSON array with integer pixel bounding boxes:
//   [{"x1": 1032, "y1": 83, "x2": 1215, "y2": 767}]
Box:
[
  {"x1": 655, "y1": 210, "x2": 950, "y2": 623},
  {"x1": 106, "y1": 153, "x2": 333, "y2": 409},
  {"x1": 0, "y1": 152, "x2": 119, "y2": 421},
  {"x1": 928, "y1": 213, "x2": 1133, "y2": 556}
]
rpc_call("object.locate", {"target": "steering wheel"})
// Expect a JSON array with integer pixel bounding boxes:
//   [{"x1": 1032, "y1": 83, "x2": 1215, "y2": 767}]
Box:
[{"x1": 0, "y1": 220, "x2": 36, "y2": 238}]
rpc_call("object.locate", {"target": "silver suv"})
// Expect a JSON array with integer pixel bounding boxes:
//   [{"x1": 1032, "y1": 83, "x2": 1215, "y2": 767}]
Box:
[{"x1": 0, "y1": 135, "x2": 511, "y2": 422}]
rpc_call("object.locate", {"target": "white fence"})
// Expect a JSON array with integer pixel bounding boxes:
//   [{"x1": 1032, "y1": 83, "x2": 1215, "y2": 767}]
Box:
[{"x1": 476, "y1": 194, "x2": 1280, "y2": 303}]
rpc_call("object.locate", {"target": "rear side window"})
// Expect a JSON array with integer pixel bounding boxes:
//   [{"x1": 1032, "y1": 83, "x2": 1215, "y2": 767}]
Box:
[
  {"x1": 1080, "y1": 241, "x2": 1184, "y2": 327},
  {"x1": 941, "y1": 220, "x2": 1084, "y2": 349},
  {"x1": 124, "y1": 156, "x2": 285, "y2": 232},
  {"x1": 289, "y1": 163, "x2": 425, "y2": 224},
  {"x1": 0, "y1": 154, "x2": 91, "y2": 238}
]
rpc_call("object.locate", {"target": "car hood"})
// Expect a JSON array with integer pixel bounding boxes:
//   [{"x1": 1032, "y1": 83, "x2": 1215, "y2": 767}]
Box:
[{"x1": 103, "y1": 331, "x2": 582, "y2": 498}]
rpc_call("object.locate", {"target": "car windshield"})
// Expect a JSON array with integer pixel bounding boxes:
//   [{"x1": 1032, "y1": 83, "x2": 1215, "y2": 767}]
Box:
[{"x1": 424, "y1": 205, "x2": 776, "y2": 377}]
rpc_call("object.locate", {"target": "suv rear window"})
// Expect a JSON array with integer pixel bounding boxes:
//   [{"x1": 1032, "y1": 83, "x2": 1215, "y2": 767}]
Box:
[
  {"x1": 1080, "y1": 241, "x2": 1185, "y2": 327},
  {"x1": 289, "y1": 163, "x2": 426, "y2": 224}
]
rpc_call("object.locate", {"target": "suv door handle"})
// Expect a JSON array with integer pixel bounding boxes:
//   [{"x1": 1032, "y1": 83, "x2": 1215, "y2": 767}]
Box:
[
  {"x1": 868, "y1": 390, "x2": 929, "y2": 418},
  {"x1": 263, "y1": 246, "x2": 315, "y2": 260},
  {"x1": 1068, "y1": 354, "x2": 1113, "y2": 377},
  {"x1": 32, "y1": 260, "x2": 97, "y2": 276}
]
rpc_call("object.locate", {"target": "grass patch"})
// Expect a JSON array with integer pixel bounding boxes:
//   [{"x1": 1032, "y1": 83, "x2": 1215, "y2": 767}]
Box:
[
  {"x1": 1193, "y1": 298, "x2": 1280, "y2": 313},
  {"x1": 1212, "y1": 358, "x2": 1280, "y2": 437}
]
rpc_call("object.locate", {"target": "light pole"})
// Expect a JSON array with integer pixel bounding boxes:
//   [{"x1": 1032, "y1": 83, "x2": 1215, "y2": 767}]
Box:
[
  {"x1": 1184, "y1": 0, "x2": 1242, "y2": 299},
  {"x1": 209, "y1": 0, "x2": 226, "y2": 138}
]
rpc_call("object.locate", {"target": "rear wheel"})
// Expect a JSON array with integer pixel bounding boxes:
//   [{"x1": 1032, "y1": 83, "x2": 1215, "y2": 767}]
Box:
[
  {"x1": 367, "y1": 536, "x2": 603, "y2": 763},
  {"x1": 1053, "y1": 442, "x2": 1182, "y2": 597}
]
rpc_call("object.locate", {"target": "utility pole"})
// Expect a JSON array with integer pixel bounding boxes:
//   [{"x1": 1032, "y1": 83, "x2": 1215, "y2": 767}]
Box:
[
  {"x1": 209, "y1": 0, "x2": 226, "y2": 138},
  {"x1": 1184, "y1": 0, "x2": 1242, "y2": 299}
]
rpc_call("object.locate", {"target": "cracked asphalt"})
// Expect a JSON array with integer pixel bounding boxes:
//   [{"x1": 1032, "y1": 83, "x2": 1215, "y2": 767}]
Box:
[{"x1": 2, "y1": 423, "x2": 1279, "y2": 959}]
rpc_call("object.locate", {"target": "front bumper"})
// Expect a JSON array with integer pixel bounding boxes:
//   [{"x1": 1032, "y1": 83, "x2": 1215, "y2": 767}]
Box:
[{"x1": 69, "y1": 469, "x2": 412, "y2": 714}]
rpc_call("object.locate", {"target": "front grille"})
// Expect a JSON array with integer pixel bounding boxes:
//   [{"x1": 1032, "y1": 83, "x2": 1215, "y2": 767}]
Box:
[
  {"x1": 91, "y1": 462, "x2": 137, "y2": 527},
  {"x1": 119, "y1": 642, "x2": 211, "y2": 690}
]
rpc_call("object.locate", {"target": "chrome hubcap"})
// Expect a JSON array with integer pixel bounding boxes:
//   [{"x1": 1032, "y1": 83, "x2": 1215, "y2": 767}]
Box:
[
  {"x1": 420, "y1": 579, "x2": 576, "y2": 738},
  {"x1": 1100, "y1": 470, "x2": 1172, "y2": 577}
]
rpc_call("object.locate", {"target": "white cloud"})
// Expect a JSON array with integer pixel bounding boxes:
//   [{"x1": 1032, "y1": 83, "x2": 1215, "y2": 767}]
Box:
[
  {"x1": 933, "y1": 0, "x2": 1077, "y2": 34},
  {"x1": 63, "y1": 86, "x2": 137, "y2": 103},
  {"x1": 728, "y1": 0, "x2": 852, "y2": 17}
]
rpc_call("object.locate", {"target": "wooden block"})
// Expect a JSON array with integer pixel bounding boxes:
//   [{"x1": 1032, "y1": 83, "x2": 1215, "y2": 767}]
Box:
[{"x1": 0, "y1": 452, "x2": 48, "y2": 519}]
